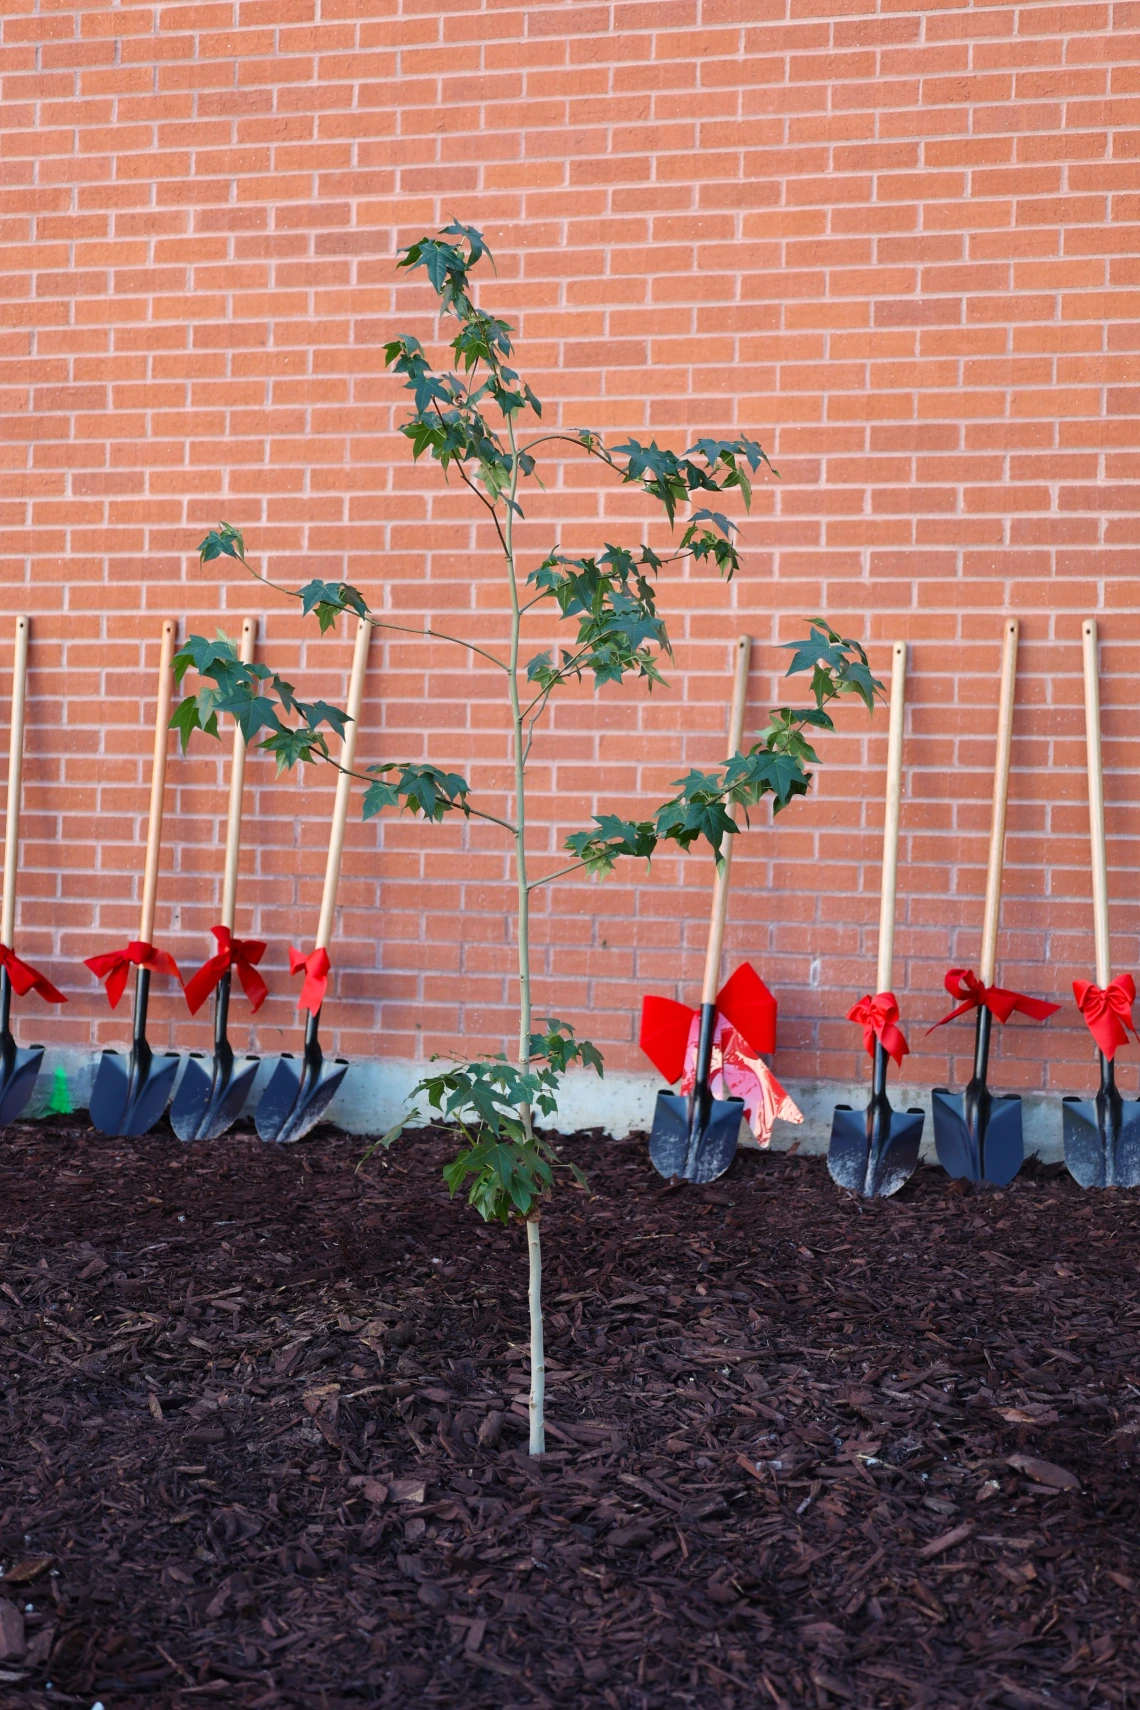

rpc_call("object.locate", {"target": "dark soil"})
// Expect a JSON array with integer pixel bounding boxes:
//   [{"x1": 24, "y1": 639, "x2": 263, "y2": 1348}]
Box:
[{"x1": 1, "y1": 1119, "x2": 1138, "y2": 1709}]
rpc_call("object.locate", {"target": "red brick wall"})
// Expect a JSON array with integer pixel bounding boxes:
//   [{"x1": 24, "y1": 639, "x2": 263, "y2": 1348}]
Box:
[{"x1": 2, "y1": 0, "x2": 1138, "y2": 1103}]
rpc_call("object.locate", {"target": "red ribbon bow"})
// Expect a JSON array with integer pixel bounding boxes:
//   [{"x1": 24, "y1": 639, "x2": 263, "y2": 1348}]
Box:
[
  {"x1": 84, "y1": 941, "x2": 182, "y2": 1010},
  {"x1": 0, "y1": 943, "x2": 66, "y2": 1005},
  {"x1": 289, "y1": 945, "x2": 331, "y2": 1015},
  {"x1": 183, "y1": 926, "x2": 269, "y2": 1017},
  {"x1": 928, "y1": 967, "x2": 1061, "y2": 1032},
  {"x1": 639, "y1": 963, "x2": 778, "y2": 1085},
  {"x1": 847, "y1": 991, "x2": 909, "y2": 1067},
  {"x1": 1073, "y1": 974, "x2": 1138, "y2": 1060}
]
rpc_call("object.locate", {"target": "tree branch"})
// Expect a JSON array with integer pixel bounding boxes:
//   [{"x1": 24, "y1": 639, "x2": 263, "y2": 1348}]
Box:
[
  {"x1": 527, "y1": 860, "x2": 588, "y2": 891},
  {"x1": 432, "y1": 398, "x2": 512, "y2": 562},
  {"x1": 225, "y1": 549, "x2": 509, "y2": 672},
  {"x1": 519, "y1": 642, "x2": 600, "y2": 720}
]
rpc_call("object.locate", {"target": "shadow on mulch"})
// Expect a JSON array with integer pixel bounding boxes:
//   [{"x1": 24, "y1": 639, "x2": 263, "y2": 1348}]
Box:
[{"x1": 0, "y1": 1116, "x2": 1137, "y2": 1708}]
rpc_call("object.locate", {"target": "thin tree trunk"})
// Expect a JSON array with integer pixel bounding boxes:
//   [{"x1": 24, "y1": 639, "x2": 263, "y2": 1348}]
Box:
[
  {"x1": 503, "y1": 410, "x2": 544, "y2": 1456},
  {"x1": 527, "y1": 1215, "x2": 545, "y2": 1455},
  {"x1": 503, "y1": 416, "x2": 531, "y2": 1070}
]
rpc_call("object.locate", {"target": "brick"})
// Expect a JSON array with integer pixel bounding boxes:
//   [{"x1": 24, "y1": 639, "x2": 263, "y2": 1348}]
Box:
[{"x1": 0, "y1": 2, "x2": 1133, "y2": 1091}]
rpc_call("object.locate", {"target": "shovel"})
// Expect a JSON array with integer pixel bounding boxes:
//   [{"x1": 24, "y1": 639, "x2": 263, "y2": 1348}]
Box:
[
  {"x1": 256, "y1": 616, "x2": 372, "y2": 1144},
  {"x1": 829, "y1": 641, "x2": 925, "y2": 1197},
  {"x1": 0, "y1": 616, "x2": 67, "y2": 1125},
  {"x1": 172, "y1": 617, "x2": 264, "y2": 1141},
  {"x1": 649, "y1": 634, "x2": 751, "y2": 1184},
  {"x1": 930, "y1": 621, "x2": 1056, "y2": 1183},
  {"x1": 86, "y1": 620, "x2": 183, "y2": 1137},
  {"x1": 1062, "y1": 618, "x2": 1140, "y2": 1188}
]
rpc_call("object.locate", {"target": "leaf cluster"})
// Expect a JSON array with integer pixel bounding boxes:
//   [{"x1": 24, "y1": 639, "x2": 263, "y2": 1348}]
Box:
[
  {"x1": 526, "y1": 545, "x2": 670, "y2": 691},
  {"x1": 388, "y1": 225, "x2": 773, "y2": 582},
  {"x1": 384, "y1": 226, "x2": 541, "y2": 512},
  {"x1": 411, "y1": 1020, "x2": 601, "y2": 1223},
  {"x1": 363, "y1": 762, "x2": 470, "y2": 823},
  {"x1": 173, "y1": 622, "x2": 473, "y2": 823},
  {"x1": 590, "y1": 435, "x2": 775, "y2": 538},
  {"x1": 565, "y1": 623, "x2": 882, "y2": 872},
  {"x1": 171, "y1": 629, "x2": 349, "y2": 771}
]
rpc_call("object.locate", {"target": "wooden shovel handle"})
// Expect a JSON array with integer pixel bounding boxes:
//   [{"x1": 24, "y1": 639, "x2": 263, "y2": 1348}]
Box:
[
  {"x1": 139, "y1": 620, "x2": 177, "y2": 945},
  {"x1": 220, "y1": 617, "x2": 257, "y2": 931},
  {"x1": 701, "y1": 635, "x2": 752, "y2": 1006},
  {"x1": 1082, "y1": 618, "x2": 1111, "y2": 986},
  {"x1": 979, "y1": 618, "x2": 1019, "y2": 986},
  {"x1": 1, "y1": 616, "x2": 30, "y2": 949},
  {"x1": 315, "y1": 617, "x2": 372, "y2": 952},
  {"x1": 876, "y1": 641, "x2": 907, "y2": 994}
]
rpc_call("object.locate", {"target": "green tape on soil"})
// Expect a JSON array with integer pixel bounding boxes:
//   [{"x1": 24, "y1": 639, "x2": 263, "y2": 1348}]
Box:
[{"x1": 46, "y1": 1066, "x2": 72, "y2": 1116}]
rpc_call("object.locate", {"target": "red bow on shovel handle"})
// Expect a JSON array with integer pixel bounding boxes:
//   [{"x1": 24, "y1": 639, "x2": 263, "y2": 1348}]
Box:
[
  {"x1": 928, "y1": 966, "x2": 1060, "y2": 1031},
  {"x1": 639, "y1": 963, "x2": 777, "y2": 1085},
  {"x1": 84, "y1": 941, "x2": 182, "y2": 1010},
  {"x1": 1073, "y1": 974, "x2": 1138, "y2": 1060},
  {"x1": 847, "y1": 991, "x2": 909, "y2": 1067},
  {"x1": 184, "y1": 926, "x2": 269, "y2": 1016},
  {"x1": 289, "y1": 946, "x2": 331, "y2": 1015},
  {"x1": 0, "y1": 943, "x2": 66, "y2": 1004}
]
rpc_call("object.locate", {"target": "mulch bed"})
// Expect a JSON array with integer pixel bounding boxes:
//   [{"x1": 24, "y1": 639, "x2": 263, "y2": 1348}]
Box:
[{"x1": 0, "y1": 1118, "x2": 1138, "y2": 1709}]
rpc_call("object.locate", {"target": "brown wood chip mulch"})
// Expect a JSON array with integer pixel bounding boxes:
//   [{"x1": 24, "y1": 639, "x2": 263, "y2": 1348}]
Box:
[{"x1": 1, "y1": 1117, "x2": 1138, "y2": 1709}]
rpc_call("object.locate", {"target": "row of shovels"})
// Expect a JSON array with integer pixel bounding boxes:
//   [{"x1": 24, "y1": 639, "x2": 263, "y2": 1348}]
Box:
[
  {"x1": 0, "y1": 615, "x2": 373, "y2": 1143},
  {"x1": 829, "y1": 618, "x2": 1140, "y2": 1198},
  {"x1": 4, "y1": 613, "x2": 1138, "y2": 1185},
  {"x1": 642, "y1": 621, "x2": 1140, "y2": 1197}
]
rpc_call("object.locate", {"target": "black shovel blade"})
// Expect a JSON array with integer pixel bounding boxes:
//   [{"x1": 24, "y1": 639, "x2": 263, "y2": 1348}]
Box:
[
  {"x1": 88, "y1": 1047, "x2": 180, "y2": 1138},
  {"x1": 932, "y1": 1087, "x2": 1023, "y2": 1186},
  {"x1": 828, "y1": 1102, "x2": 925, "y2": 1198},
  {"x1": 254, "y1": 1052, "x2": 349, "y2": 1145},
  {"x1": 828, "y1": 1105, "x2": 872, "y2": 1193},
  {"x1": 1063, "y1": 1098, "x2": 1106, "y2": 1188},
  {"x1": 648, "y1": 1089, "x2": 743, "y2": 1184},
  {"x1": 1063, "y1": 1094, "x2": 1140, "y2": 1189},
  {"x1": 0, "y1": 1043, "x2": 44, "y2": 1126},
  {"x1": 170, "y1": 1052, "x2": 260, "y2": 1143},
  {"x1": 932, "y1": 1086, "x2": 979, "y2": 1182},
  {"x1": 980, "y1": 1095, "x2": 1023, "y2": 1186}
]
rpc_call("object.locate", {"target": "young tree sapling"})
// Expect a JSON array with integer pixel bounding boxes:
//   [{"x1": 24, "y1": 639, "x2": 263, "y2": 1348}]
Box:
[{"x1": 174, "y1": 224, "x2": 880, "y2": 1455}]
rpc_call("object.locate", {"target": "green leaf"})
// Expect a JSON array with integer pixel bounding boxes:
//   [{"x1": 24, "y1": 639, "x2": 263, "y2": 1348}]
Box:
[
  {"x1": 305, "y1": 701, "x2": 350, "y2": 741},
  {"x1": 361, "y1": 780, "x2": 398, "y2": 818},
  {"x1": 440, "y1": 219, "x2": 491, "y2": 269},
  {"x1": 525, "y1": 650, "x2": 558, "y2": 690},
  {"x1": 355, "y1": 1113, "x2": 417, "y2": 1173},
  {"x1": 781, "y1": 621, "x2": 882, "y2": 713},
  {"x1": 363, "y1": 763, "x2": 471, "y2": 823},
  {"x1": 610, "y1": 438, "x2": 688, "y2": 526},
  {"x1": 298, "y1": 579, "x2": 370, "y2": 632},
  {"x1": 260, "y1": 726, "x2": 327, "y2": 773},
  {"x1": 653, "y1": 775, "x2": 741, "y2": 859},
  {"x1": 685, "y1": 507, "x2": 736, "y2": 539},
  {"x1": 530, "y1": 1017, "x2": 605, "y2": 1078},
  {"x1": 565, "y1": 814, "x2": 658, "y2": 876},
  {"x1": 169, "y1": 694, "x2": 216, "y2": 750},
  {"x1": 172, "y1": 630, "x2": 241, "y2": 688},
  {"x1": 396, "y1": 227, "x2": 500, "y2": 332},
  {"x1": 629, "y1": 619, "x2": 880, "y2": 859},
  {"x1": 198, "y1": 522, "x2": 246, "y2": 564}
]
